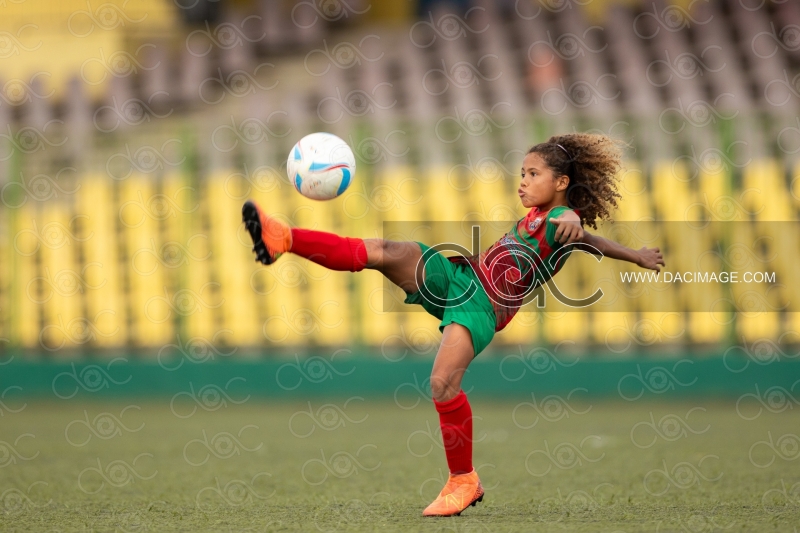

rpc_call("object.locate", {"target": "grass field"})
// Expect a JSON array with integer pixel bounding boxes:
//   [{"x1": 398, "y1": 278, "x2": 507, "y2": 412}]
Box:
[{"x1": 1, "y1": 398, "x2": 798, "y2": 532}]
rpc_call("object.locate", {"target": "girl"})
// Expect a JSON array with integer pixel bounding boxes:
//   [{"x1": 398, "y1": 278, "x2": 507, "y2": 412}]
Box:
[{"x1": 241, "y1": 133, "x2": 664, "y2": 517}]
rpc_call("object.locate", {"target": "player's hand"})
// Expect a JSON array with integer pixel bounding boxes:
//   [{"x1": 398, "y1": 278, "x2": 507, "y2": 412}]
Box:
[
  {"x1": 549, "y1": 217, "x2": 584, "y2": 245},
  {"x1": 636, "y1": 247, "x2": 665, "y2": 272}
]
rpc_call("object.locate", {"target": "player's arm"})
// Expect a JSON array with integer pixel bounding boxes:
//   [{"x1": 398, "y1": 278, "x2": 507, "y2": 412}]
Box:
[
  {"x1": 548, "y1": 210, "x2": 664, "y2": 271},
  {"x1": 578, "y1": 232, "x2": 665, "y2": 272}
]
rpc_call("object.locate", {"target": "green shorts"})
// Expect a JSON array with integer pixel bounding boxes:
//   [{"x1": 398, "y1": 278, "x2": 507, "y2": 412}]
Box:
[{"x1": 403, "y1": 242, "x2": 497, "y2": 357}]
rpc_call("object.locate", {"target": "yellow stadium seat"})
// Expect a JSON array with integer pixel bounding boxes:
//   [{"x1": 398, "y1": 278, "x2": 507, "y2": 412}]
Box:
[
  {"x1": 339, "y1": 174, "x2": 377, "y2": 236},
  {"x1": 160, "y1": 172, "x2": 186, "y2": 252},
  {"x1": 77, "y1": 176, "x2": 125, "y2": 348},
  {"x1": 38, "y1": 203, "x2": 83, "y2": 352},
  {"x1": 467, "y1": 171, "x2": 516, "y2": 224},
  {"x1": 0, "y1": 0, "x2": 174, "y2": 33},
  {"x1": 398, "y1": 310, "x2": 441, "y2": 358},
  {"x1": 591, "y1": 312, "x2": 638, "y2": 349},
  {"x1": 0, "y1": 0, "x2": 176, "y2": 99},
  {"x1": 496, "y1": 309, "x2": 540, "y2": 345},
  {"x1": 306, "y1": 267, "x2": 352, "y2": 346},
  {"x1": 786, "y1": 313, "x2": 800, "y2": 339},
  {"x1": 617, "y1": 164, "x2": 651, "y2": 221},
  {"x1": 792, "y1": 163, "x2": 800, "y2": 210},
  {"x1": 697, "y1": 168, "x2": 729, "y2": 219},
  {"x1": 371, "y1": 165, "x2": 424, "y2": 222},
  {"x1": 687, "y1": 312, "x2": 726, "y2": 343},
  {"x1": 12, "y1": 205, "x2": 43, "y2": 348},
  {"x1": 541, "y1": 258, "x2": 589, "y2": 343},
  {"x1": 639, "y1": 312, "x2": 685, "y2": 344},
  {"x1": 248, "y1": 180, "x2": 312, "y2": 347},
  {"x1": 737, "y1": 313, "x2": 780, "y2": 342},
  {"x1": 763, "y1": 161, "x2": 791, "y2": 221},
  {"x1": 290, "y1": 193, "x2": 353, "y2": 346},
  {"x1": 206, "y1": 172, "x2": 260, "y2": 346},
  {"x1": 120, "y1": 174, "x2": 171, "y2": 347},
  {"x1": 356, "y1": 269, "x2": 400, "y2": 348},
  {"x1": 184, "y1": 229, "x2": 215, "y2": 343},
  {"x1": 427, "y1": 168, "x2": 463, "y2": 223},
  {"x1": 543, "y1": 310, "x2": 588, "y2": 344},
  {"x1": 260, "y1": 255, "x2": 313, "y2": 347},
  {"x1": 0, "y1": 212, "x2": 7, "y2": 342},
  {"x1": 743, "y1": 160, "x2": 790, "y2": 221},
  {"x1": 652, "y1": 161, "x2": 693, "y2": 220}
]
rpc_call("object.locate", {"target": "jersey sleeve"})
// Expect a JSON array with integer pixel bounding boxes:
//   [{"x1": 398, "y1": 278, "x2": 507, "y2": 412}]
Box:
[{"x1": 545, "y1": 206, "x2": 574, "y2": 247}]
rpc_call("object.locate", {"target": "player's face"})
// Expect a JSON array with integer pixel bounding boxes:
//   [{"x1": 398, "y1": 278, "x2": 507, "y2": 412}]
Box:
[{"x1": 518, "y1": 152, "x2": 567, "y2": 209}]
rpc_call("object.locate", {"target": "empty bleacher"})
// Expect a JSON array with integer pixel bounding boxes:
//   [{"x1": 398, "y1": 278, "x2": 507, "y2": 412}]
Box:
[{"x1": 0, "y1": 0, "x2": 798, "y2": 355}]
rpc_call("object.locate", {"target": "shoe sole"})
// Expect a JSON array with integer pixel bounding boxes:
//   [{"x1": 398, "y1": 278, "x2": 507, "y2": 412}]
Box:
[
  {"x1": 456, "y1": 493, "x2": 484, "y2": 516},
  {"x1": 426, "y1": 492, "x2": 484, "y2": 518},
  {"x1": 242, "y1": 200, "x2": 273, "y2": 265}
]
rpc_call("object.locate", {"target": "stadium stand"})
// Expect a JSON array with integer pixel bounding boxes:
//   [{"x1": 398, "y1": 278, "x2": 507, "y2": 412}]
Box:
[{"x1": 0, "y1": 0, "x2": 798, "y2": 354}]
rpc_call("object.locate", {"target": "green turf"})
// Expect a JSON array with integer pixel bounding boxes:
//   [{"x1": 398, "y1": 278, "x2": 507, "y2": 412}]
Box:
[{"x1": 0, "y1": 398, "x2": 798, "y2": 532}]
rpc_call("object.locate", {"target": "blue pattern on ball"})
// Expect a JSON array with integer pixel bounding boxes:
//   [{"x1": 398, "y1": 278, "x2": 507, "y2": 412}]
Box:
[{"x1": 336, "y1": 168, "x2": 351, "y2": 196}]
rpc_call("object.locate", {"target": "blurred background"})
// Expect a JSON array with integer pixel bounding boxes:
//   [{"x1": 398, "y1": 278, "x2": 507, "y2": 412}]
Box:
[{"x1": 1, "y1": 0, "x2": 799, "y2": 360}]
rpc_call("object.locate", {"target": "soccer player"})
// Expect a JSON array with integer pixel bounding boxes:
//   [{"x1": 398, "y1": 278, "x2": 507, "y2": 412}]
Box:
[{"x1": 242, "y1": 133, "x2": 664, "y2": 517}]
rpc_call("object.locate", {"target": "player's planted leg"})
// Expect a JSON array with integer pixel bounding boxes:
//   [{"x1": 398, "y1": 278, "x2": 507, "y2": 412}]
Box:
[{"x1": 423, "y1": 324, "x2": 484, "y2": 517}]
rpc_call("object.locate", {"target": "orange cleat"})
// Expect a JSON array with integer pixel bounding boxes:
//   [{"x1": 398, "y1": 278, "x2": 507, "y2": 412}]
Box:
[
  {"x1": 422, "y1": 470, "x2": 484, "y2": 517},
  {"x1": 242, "y1": 200, "x2": 293, "y2": 265}
]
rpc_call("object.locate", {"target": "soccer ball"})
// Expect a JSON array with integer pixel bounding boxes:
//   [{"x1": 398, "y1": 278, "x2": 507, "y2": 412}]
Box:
[{"x1": 287, "y1": 132, "x2": 356, "y2": 201}]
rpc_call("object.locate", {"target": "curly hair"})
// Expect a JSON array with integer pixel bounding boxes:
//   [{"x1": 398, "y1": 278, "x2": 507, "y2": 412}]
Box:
[{"x1": 527, "y1": 133, "x2": 624, "y2": 229}]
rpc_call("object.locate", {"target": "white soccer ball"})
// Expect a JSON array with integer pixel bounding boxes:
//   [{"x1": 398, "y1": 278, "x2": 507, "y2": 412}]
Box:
[{"x1": 287, "y1": 132, "x2": 356, "y2": 201}]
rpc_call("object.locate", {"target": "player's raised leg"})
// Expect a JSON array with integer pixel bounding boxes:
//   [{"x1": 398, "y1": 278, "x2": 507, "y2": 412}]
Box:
[
  {"x1": 423, "y1": 323, "x2": 484, "y2": 517},
  {"x1": 242, "y1": 200, "x2": 423, "y2": 293}
]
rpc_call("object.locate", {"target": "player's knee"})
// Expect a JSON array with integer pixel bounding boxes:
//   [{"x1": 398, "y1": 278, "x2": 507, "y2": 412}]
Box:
[
  {"x1": 364, "y1": 239, "x2": 402, "y2": 269},
  {"x1": 363, "y1": 238, "x2": 386, "y2": 267},
  {"x1": 429, "y1": 372, "x2": 456, "y2": 403}
]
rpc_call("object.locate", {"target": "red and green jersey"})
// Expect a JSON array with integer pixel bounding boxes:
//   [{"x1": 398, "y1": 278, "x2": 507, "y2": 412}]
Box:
[{"x1": 449, "y1": 205, "x2": 574, "y2": 331}]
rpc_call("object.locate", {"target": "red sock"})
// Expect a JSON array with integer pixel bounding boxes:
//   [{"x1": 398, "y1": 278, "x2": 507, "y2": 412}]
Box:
[
  {"x1": 433, "y1": 390, "x2": 474, "y2": 475},
  {"x1": 289, "y1": 228, "x2": 368, "y2": 272}
]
